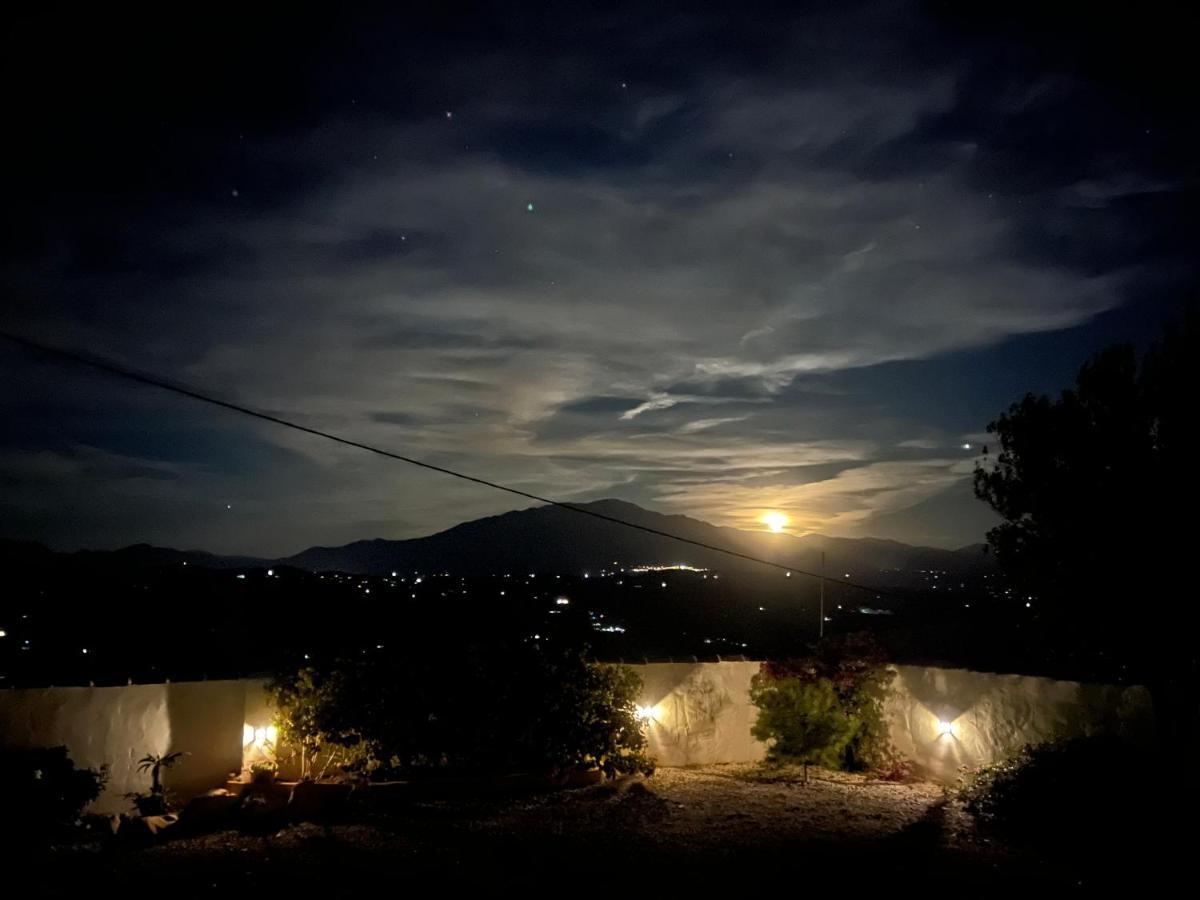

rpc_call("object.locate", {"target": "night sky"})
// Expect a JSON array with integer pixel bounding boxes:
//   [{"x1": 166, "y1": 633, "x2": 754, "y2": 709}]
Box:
[{"x1": 2, "y1": 2, "x2": 1196, "y2": 556}]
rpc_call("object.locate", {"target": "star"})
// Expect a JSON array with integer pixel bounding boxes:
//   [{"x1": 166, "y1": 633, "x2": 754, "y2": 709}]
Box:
[
  {"x1": 445, "y1": 110, "x2": 453, "y2": 119},
  {"x1": 526, "y1": 202, "x2": 535, "y2": 212}
]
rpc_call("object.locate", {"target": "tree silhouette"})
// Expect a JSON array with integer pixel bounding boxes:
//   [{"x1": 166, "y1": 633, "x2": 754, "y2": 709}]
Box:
[{"x1": 974, "y1": 309, "x2": 1198, "y2": 745}]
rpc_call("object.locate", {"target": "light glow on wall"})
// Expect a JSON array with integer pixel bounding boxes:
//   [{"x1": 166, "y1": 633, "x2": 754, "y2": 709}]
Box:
[{"x1": 243, "y1": 722, "x2": 277, "y2": 748}]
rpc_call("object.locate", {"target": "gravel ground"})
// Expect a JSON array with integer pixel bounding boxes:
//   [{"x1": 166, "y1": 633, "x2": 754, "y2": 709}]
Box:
[{"x1": 21, "y1": 764, "x2": 1138, "y2": 895}]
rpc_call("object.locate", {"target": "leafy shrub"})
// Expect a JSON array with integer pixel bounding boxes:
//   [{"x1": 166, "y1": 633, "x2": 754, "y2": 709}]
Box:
[
  {"x1": 752, "y1": 633, "x2": 901, "y2": 774},
  {"x1": 269, "y1": 644, "x2": 653, "y2": 780},
  {"x1": 956, "y1": 736, "x2": 1152, "y2": 847},
  {"x1": 268, "y1": 666, "x2": 377, "y2": 780},
  {"x1": 0, "y1": 746, "x2": 107, "y2": 840}
]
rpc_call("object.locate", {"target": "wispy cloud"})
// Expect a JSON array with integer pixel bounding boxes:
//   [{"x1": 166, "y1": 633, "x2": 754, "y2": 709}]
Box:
[{"x1": 2, "y1": 1, "x2": 1184, "y2": 552}]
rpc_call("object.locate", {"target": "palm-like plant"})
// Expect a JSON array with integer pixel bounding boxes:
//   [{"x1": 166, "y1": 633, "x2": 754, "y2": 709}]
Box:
[{"x1": 137, "y1": 751, "x2": 187, "y2": 795}]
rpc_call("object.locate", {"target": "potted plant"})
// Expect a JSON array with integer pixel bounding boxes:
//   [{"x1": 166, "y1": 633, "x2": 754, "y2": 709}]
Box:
[
  {"x1": 130, "y1": 751, "x2": 187, "y2": 815},
  {"x1": 249, "y1": 760, "x2": 278, "y2": 786}
]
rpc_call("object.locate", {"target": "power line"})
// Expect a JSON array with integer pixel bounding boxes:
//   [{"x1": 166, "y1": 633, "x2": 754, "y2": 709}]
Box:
[{"x1": 0, "y1": 329, "x2": 901, "y2": 598}]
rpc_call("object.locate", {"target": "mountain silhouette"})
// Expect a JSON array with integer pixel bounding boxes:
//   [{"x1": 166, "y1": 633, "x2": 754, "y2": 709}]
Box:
[
  {"x1": 277, "y1": 499, "x2": 991, "y2": 584},
  {"x1": 2, "y1": 499, "x2": 990, "y2": 586}
]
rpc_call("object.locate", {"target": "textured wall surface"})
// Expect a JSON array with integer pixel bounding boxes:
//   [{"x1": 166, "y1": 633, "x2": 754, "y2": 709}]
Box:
[
  {"x1": 631, "y1": 661, "x2": 1154, "y2": 781},
  {"x1": 0, "y1": 680, "x2": 247, "y2": 813},
  {"x1": 0, "y1": 663, "x2": 1158, "y2": 812},
  {"x1": 885, "y1": 665, "x2": 1155, "y2": 781},
  {"x1": 637, "y1": 661, "x2": 766, "y2": 766}
]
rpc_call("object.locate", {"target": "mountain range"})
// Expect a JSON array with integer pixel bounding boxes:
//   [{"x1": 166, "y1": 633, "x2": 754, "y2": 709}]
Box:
[{"x1": 4, "y1": 499, "x2": 992, "y2": 586}]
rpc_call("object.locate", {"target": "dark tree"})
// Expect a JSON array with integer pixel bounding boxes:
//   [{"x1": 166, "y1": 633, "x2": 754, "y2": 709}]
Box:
[{"x1": 974, "y1": 310, "x2": 1198, "y2": 748}]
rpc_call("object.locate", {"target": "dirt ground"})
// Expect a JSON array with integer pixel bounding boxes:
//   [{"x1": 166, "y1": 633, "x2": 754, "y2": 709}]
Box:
[{"x1": 21, "y1": 764, "x2": 1160, "y2": 895}]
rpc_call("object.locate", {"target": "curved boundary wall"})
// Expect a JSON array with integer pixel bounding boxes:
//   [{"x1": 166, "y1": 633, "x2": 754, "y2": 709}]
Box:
[{"x1": 0, "y1": 663, "x2": 1155, "y2": 811}]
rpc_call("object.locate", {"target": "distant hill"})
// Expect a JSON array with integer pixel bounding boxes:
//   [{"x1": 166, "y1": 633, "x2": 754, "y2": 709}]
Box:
[
  {"x1": 278, "y1": 499, "x2": 993, "y2": 586},
  {"x1": 1, "y1": 499, "x2": 992, "y2": 586},
  {"x1": 0, "y1": 539, "x2": 266, "y2": 572}
]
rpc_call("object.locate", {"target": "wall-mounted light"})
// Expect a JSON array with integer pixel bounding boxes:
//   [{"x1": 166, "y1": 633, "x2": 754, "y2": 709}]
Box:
[
  {"x1": 635, "y1": 705, "x2": 657, "y2": 724},
  {"x1": 244, "y1": 723, "x2": 278, "y2": 748},
  {"x1": 937, "y1": 720, "x2": 955, "y2": 738}
]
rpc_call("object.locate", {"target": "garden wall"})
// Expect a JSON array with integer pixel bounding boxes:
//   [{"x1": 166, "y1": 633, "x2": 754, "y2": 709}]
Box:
[
  {"x1": 0, "y1": 680, "x2": 247, "y2": 813},
  {"x1": 637, "y1": 661, "x2": 1156, "y2": 781},
  {"x1": 0, "y1": 663, "x2": 1157, "y2": 812}
]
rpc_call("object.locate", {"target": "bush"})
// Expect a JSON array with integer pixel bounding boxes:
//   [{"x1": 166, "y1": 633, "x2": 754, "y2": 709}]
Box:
[
  {"x1": 0, "y1": 746, "x2": 107, "y2": 840},
  {"x1": 956, "y1": 736, "x2": 1152, "y2": 848},
  {"x1": 269, "y1": 644, "x2": 653, "y2": 780},
  {"x1": 751, "y1": 633, "x2": 900, "y2": 775}
]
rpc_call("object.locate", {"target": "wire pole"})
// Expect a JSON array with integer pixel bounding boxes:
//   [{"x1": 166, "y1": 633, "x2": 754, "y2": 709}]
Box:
[{"x1": 819, "y1": 550, "x2": 826, "y2": 640}]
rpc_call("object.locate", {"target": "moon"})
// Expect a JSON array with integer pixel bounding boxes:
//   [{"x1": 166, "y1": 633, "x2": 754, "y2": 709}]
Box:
[{"x1": 761, "y1": 510, "x2": 788, "y2": 533}]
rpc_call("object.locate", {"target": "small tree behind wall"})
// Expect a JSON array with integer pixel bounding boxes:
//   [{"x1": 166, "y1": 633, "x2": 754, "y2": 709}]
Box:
[
  {"x1": 752, "y1": 634, "x2": 900, "y2": 778},
  {"x1": 750, "y1": 676, "x2": 857, "y2": 783}
]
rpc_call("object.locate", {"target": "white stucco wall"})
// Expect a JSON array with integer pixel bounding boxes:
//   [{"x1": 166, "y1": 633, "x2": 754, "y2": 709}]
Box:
[
  {"x1": 631, "y1": 661, "x2": 1154, "y2": 781},
  {"x1": 885, "y1": 665, "x2": 1155, "y2": 781},
  {"x1": 0, "y1": 663, "x2": 1158, "y2": 812},
  {"x1": 636, "y1": 661, "x2": 766, "y2": 766},
  {"x1": 0, "y1": 680, "x2": 247, "y2": 813}
]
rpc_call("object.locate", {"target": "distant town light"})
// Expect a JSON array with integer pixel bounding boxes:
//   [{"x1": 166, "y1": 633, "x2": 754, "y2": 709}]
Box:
[
  {"x1": 962, "y1": 443, "x2": 972, "y2": 450},
  {"x1": 0, "y1": 630, "x2": 6, "y2": 638},
  {"x1": 556, "y1": 597, "x2": 570, "y2": 605},
  {"x1": 267, "y1": 569, "x2": 274, "y2": 577}
]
